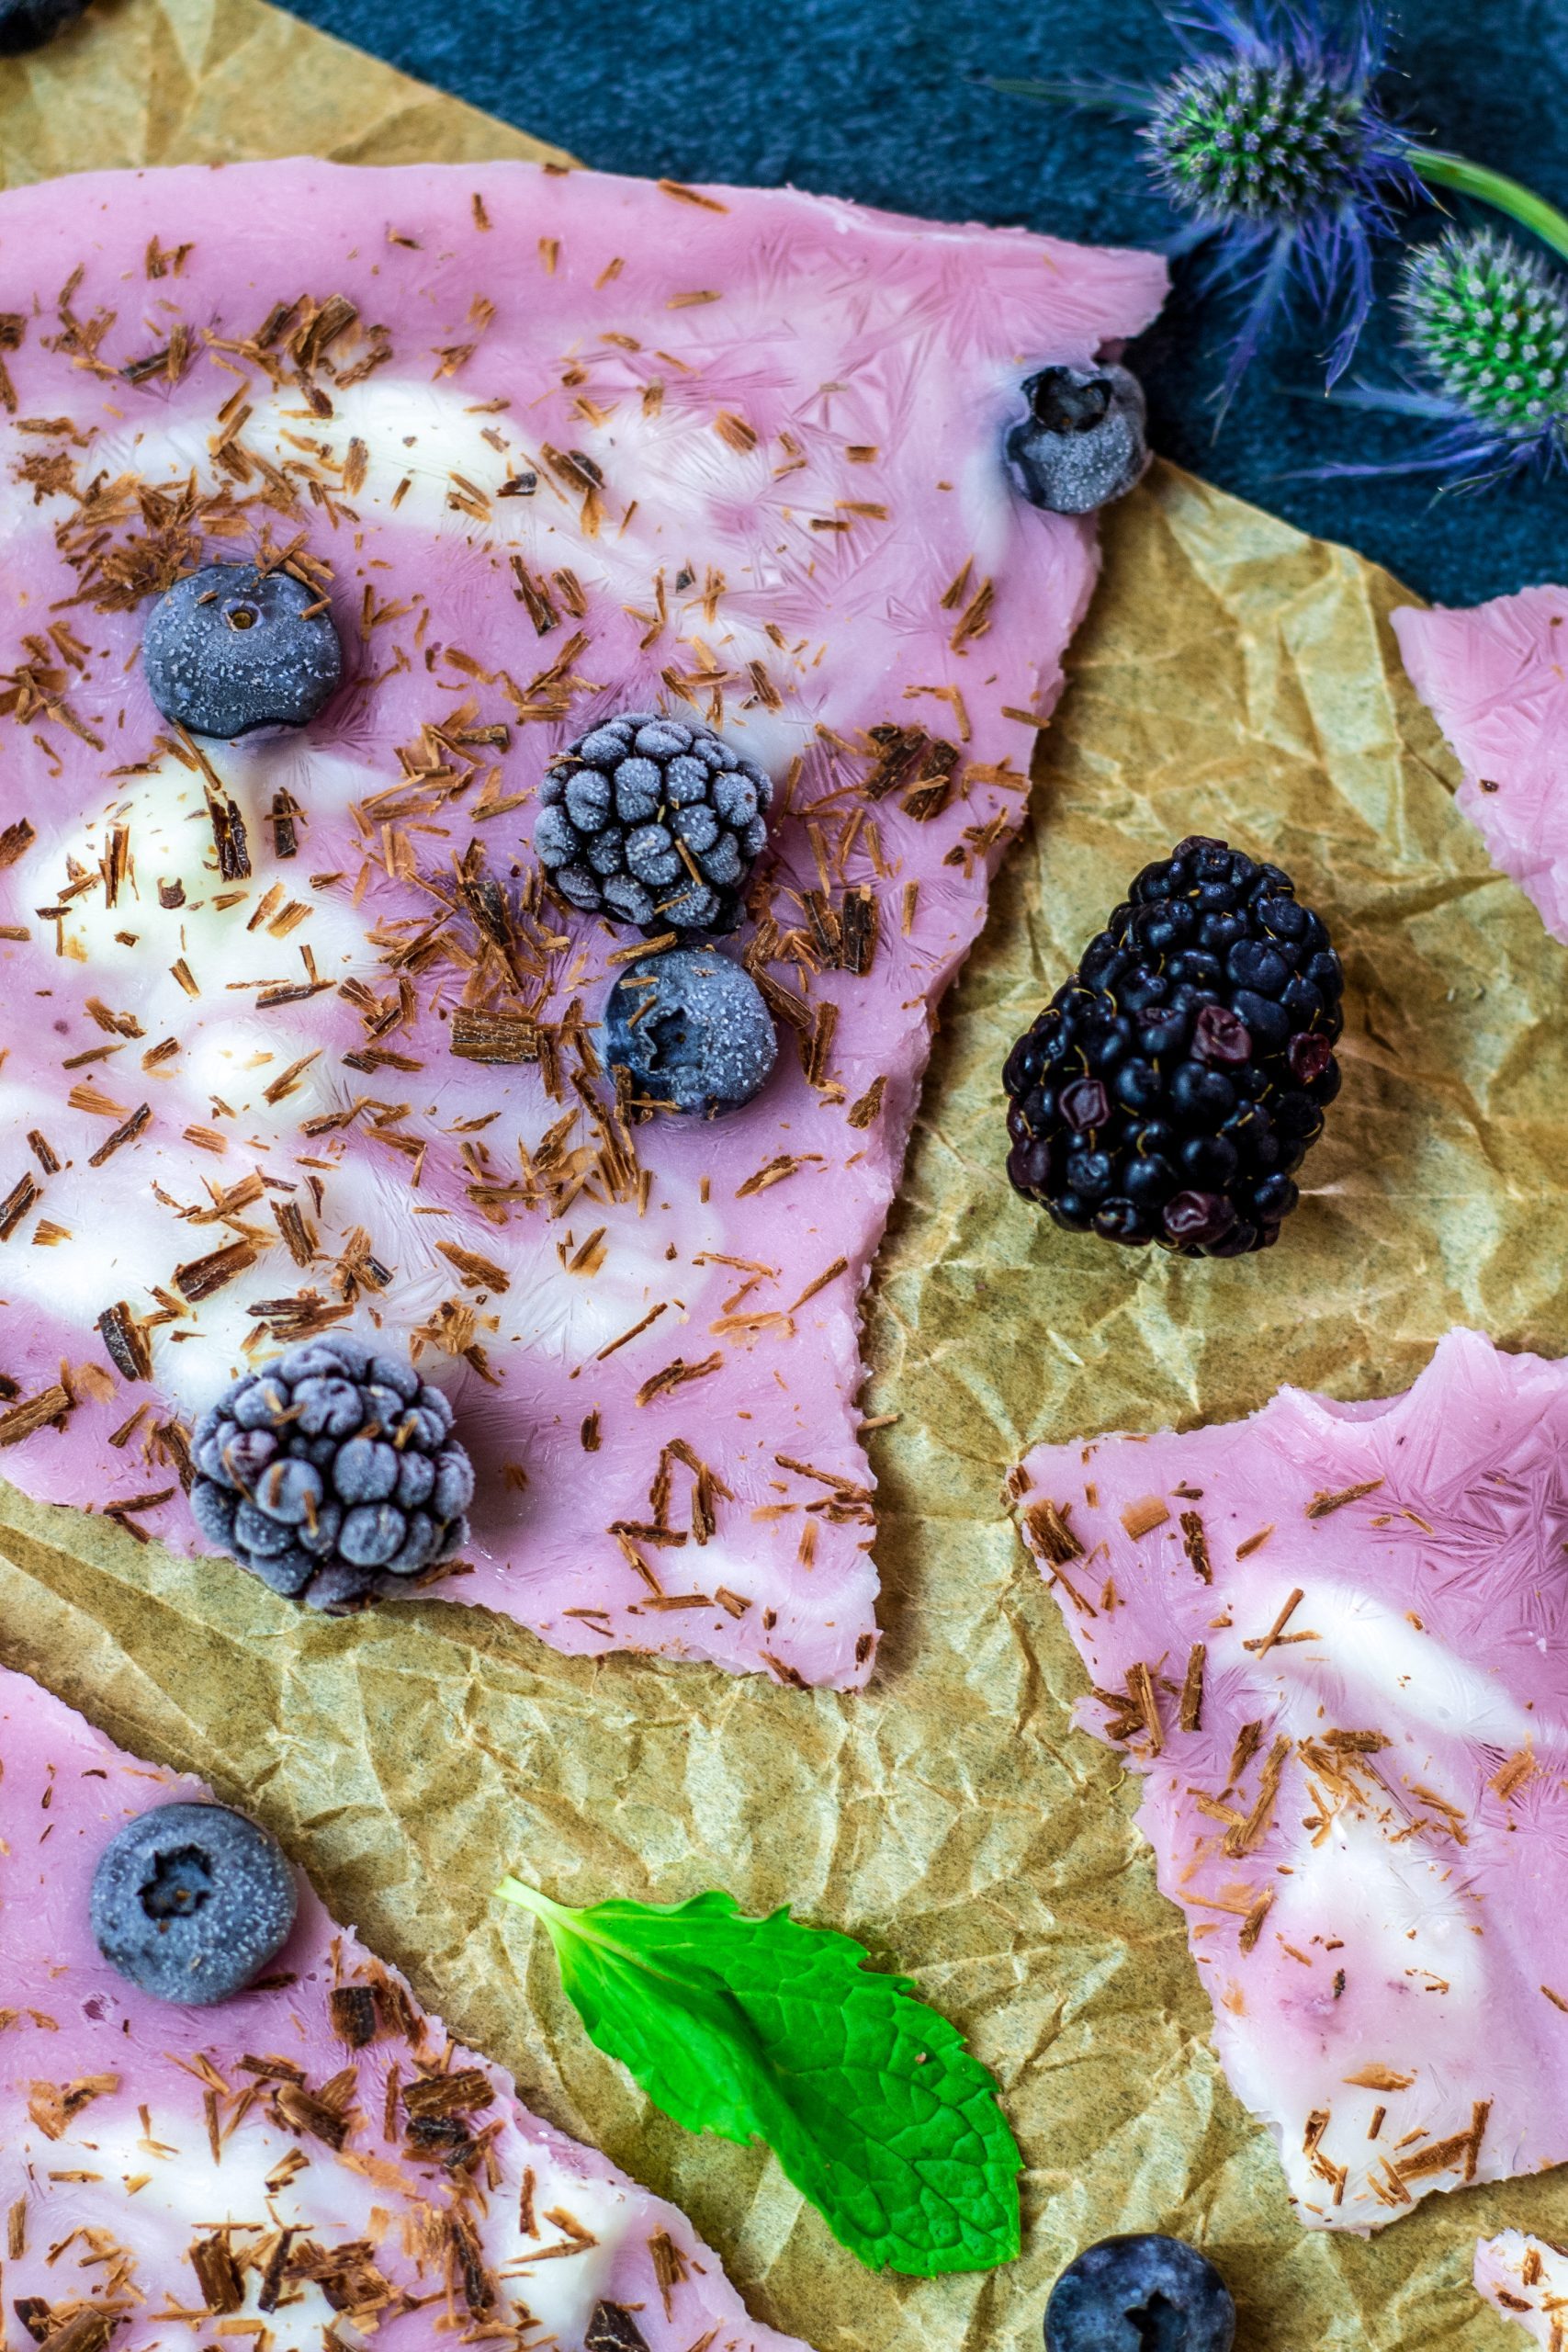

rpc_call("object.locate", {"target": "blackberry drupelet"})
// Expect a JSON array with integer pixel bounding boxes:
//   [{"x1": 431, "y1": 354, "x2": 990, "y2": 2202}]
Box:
[
  {"x1": 189, "y1": 1335, "x2": 474, "y2": 1611},
  {"x1": 1002, "y1": 837, "x2": 1343, "y2": 1257},
  {"x1": 535, "y1": 709, "x2": 773, "y2": 936}
]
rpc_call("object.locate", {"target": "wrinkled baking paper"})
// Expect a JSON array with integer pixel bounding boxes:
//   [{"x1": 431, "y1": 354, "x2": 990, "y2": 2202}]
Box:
[{"x1": 1, "y1": 10, "x2": 1561, "y2": 2349}]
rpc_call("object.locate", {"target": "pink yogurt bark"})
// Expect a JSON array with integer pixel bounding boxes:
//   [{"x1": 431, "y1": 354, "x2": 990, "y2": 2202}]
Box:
[
  {"x1": 1013, "y1": 1328, "x2": 1568, "y2": 2232},
  {"x1": 0, "y1": 158, "x2": 1166, "y2": 1686},
  {"x1": 1393, "y1": 586, "x2": 1568, "y2": 944},
  {"x1": 1475, "y1": 2232, "x2": 1568, "y2": 2346},
  {"x1": 0, "y1": 1659, "x2": 810, "y2": 2352}
]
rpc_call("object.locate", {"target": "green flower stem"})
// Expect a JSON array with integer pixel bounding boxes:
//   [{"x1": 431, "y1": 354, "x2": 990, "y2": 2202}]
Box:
[{"x1": 1416, "y1": 150, "x2": 1568, "y2": 267}]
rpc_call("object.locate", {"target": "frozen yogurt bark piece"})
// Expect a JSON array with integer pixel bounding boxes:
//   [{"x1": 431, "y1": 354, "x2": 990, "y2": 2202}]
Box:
[
  {"x1": 0, "y1": 1659, "x2": 810, "y2": 2352},
  {"x1": 0, "y1": 157, "x2": 1166, "y2": 1685},
  {"x1": 1476, "y1": 2232, "x2": 1568, "y2": 2345},
  {"x1": 1394, "y1": 587, "x2": 1568, "y2": 944},
  {"x1": 1014, "y1": 1329, "x2": 1568, "y2": 2231}
]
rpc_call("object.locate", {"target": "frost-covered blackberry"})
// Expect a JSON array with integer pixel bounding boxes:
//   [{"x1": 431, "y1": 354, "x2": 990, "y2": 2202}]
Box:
[
  {"x1": 535, "y1": 710, "x2": 773, "y2": 936},
  {"x1": 190, "y1": 1334, "x2": 473, "y2": 1611}
]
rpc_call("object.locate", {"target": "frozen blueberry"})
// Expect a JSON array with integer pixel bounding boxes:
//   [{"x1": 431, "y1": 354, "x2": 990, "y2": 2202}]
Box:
[
  {"x1": 603, "y1": 945, "x2": 778, "y2": 1116},
  {"x1": 90, "y1": 1802, "x2": 297, "y2": 2007},
  {"x1": 142, "y1": 562, "x2": 342, "y2": 739},
  {"x1": 1006, "y1": 363, "x2": 1148, "y2": 514},
  {"x1": 1045, "y1": 2234, "x2": 1235, "y2": 2352},
  {"x1": 0, "y1": 0, "x2": 90, "y2": 51}
]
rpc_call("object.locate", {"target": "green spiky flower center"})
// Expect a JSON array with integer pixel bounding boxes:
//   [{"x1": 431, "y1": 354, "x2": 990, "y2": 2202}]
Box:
[
  {"x1": 1144, "y1": 55, "x2": 1367, "y2": 224},
  {"x1": 1399, "y1": 229, "x2": 1568, "y2": 430}
]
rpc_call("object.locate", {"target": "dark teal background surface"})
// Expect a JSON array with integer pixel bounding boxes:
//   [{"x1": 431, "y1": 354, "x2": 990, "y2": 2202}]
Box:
[{"x1": 275, "y1": 0, "x2": 1568, "y2": 606}]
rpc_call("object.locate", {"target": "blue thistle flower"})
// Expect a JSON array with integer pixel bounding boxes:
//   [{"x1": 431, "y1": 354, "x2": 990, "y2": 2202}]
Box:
[
  {"x1": 992, "y1": 0, "x2": 1568, "y2": 416},
  {"x1": 1318, "y1": 229, "x2": 1568, "y2": 490}
]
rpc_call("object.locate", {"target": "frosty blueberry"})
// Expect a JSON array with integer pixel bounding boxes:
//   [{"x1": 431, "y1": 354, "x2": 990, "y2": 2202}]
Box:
[
  {"x1": 190, "y1": 1334, "x2": 473, "y2": 1611},
  {"x1": 536, "y1": 709, "x2": 773, "y2": 935},
  {"x1": 1006, "y1": 364, "x2": 1148, "y2": 514},
  {"x1": 1045, "y1": 2234, "x2": 1235, "y2": 2352},
  {"x1": 604, "y1": 945, "x2": 778, "y2": 1116},
  {"x1": 142, "y1": 561, "x2": 342, "y2": 738},
  {"x1": 90, "y1": 1801, "x2": 297, "y2": 2007}
]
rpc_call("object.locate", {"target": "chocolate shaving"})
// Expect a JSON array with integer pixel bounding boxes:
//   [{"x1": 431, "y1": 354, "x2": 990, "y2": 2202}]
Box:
[
  {"x1": 862, "y1": 723, "x2": 959, "y2": 803},
  {"x1": 0, "y1": 818, "x2": 36, "y2": 867},
  {"x1": 328, "y1": 1984, "x2": 379, "y2": 2048},
  {"x1": 587, "y1": 2303, "x2": 652, "y2": 2352},
  {"x1": 402, "y1": 2068, "x2": 492, "y2": 2120},
  {"x1": 0, "y1": 1172, "x2": 39, "y2": 1239},
  {"x1": 268, "y1": 789, "x2": 300, "y2": 859},
  {"x1": 450, "y1": 1007, "x2": 541, "y2": 1064},
  {"x1": 174, "y1": 1239, "x2": 259, "y2": 1304},
  {"x1": 87, "y1": 1104, "x2": 151, "y2": 1166},
  {"x1": 96, "y1": 1302, "x2": 152, "y2": 1382},
  {"x1": 0, "y1": 1385, "x2": 73, "y2": 1446},
  {"x1": 206, "y1": 789, "x2": 251, "y2": 882},
  {"x1": 1024, "y1": 1498, "x2": 1082, "y2": 1566},
  {"x1": 189, "y1": 2236, "x2": 245, "y2": 2314},
  {"x1": 274, "y1": 2081, "x2": 350, "y2": 2150}
]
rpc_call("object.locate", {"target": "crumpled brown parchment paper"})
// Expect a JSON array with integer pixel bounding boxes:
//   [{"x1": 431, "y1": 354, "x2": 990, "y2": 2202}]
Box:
[{"x1": 1, "y1": 10, "x2": 1562, "y2": 2349}]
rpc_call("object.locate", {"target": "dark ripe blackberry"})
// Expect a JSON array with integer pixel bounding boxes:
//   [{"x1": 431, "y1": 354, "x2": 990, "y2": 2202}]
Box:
[
  {"x1": 1001, "y1": 837, "x2": 1343, "y2": 1256},
  {"x1": 534, "y1": 709, "x2": 773, "y2": 937},
  {"x1": 189, "y1": 1335, "x2": 474, "y2": 1611}
]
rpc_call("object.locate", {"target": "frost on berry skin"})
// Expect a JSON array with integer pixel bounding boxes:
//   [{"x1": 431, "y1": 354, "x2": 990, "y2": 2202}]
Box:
[
  {"x1": 1005, "y1": 364, "x2": 1147, "y2": 514},
  {"x1": 142, "y1": 561, "x2": 343, "y2": 739},
  {"x1": 89, "y1": 1800, "x2": 297, "y2": 2007},
  {"x1": 604, "y1": 946, "x2": 778, "y2": 1117},
  {"x1": 1001, "y1": 835, "x2": 1342, "y2": 1257},
  {"x1": 1045, "y1": 2234, "x2": 1235, "y2": 2352},
  {"x1": 0, "y1": 0, "x2": 90, "y2": 52},
  {"x1": 189, "y1": 1334, "x2": 473, "y2": 1611},
  {"x1": 536, "y1": 708, "x2": 773, "y2": 937}
]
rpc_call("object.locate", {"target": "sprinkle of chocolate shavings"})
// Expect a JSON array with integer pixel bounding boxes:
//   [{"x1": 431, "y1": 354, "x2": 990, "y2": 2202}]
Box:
[
  {"x1": 203, "y1": 786, "x2": 251, "y2": 882},
  {"x1": 510, "y1": 556, "x2": 558, "y2": 634},
  {"x1": 448, "y1": 2212, "x2": 496, "y2": 2315},
  {"x1": 0, "y1": 819, "x2": 35, "y2": 867},
  {"x1": 1306, "y1": 1477, "x2": 1384, "y2": 1518},
  {"x1": 1224, "y1": 1735, "x2": 1292, "y2": 1857},
  {"x1": 0, "y1": 1382, "x2": 72, "y2": 1447},
  {"x1": 403, "y1": 2067, "x2": 492, "y2": 2120},
  {"x1": 1121, "y1": 1495, "x2": 1169, "y2": 1539},
  {"x1": 87, "y1": 1103, "x2": 151, "y2": 1167},
  {"x1": 862, "y1": 722, "x2": 960, "y2": 805}
]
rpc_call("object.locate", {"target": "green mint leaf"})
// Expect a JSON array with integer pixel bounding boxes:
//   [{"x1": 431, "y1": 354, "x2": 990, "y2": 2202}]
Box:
[{"x1": 496, "y1": 1879, "x2": 1021, "y2": 2277}]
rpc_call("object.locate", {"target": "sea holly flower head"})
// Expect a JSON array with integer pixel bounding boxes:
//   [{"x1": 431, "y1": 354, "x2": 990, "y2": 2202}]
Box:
[
  {"x1": 995, "y1": 0, "x2": 1420, "y2": 404},
  {"x1": 1399, "y1": 227, "x2": 1568, "y2": 448}
]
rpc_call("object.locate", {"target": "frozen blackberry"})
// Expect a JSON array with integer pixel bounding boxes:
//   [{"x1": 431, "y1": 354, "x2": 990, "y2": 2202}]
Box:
[
  {"x1": 604, "y1": 944, "x2": 778, "y2": 1115},
  {"x1": 91, "y1": 1801, "x2": 297, "y2": 2007},
  {"x1": 1002, "y1": 836, "x2": 1343, "y2": 1257},
  {"x1": 143, "y1": 562, "x2": 342, "y2": 739},
  {"x1": 535, "y1": 709, "x2": 773, "y2": 936},
  {"x1": 189, "y1": 1334, "x2": 474, "y2": 1611}
]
